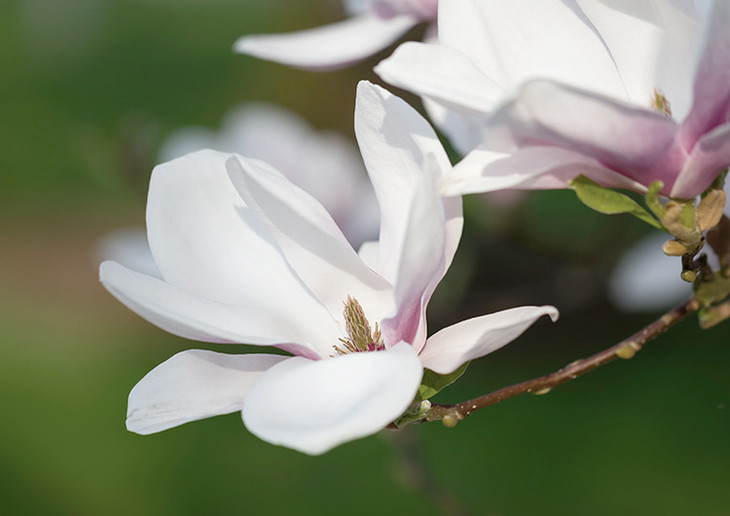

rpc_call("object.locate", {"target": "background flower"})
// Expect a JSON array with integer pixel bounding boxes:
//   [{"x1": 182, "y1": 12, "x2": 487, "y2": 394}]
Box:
[
  {"x1": 377, "y1": 0, "x2": 730, "y2": 199},
  {"x1": 234, "y1": 0, "x2": 438, "y2": 70}
]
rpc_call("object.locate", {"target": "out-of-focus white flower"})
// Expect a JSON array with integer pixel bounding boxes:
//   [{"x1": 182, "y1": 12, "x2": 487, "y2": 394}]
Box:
[
  {"x1": 160, "y1": 102, "x2": 379, "y2": 246},
  {"x1": 233, "y1": 0, "x2": 438, "y2": 70},
  {"x1": 99, "y1": 82, "x2": 557, "y2": 454},
  {"x1": 377, "y1": 0, "x2": 730, "y2": 199}
]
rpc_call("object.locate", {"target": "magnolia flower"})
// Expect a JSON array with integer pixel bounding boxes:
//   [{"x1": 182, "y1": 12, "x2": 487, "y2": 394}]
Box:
[
  {"x1": 377, "y1": 0, "x2": 730, "y2": 199},
  {"x1": 159, "y1": 102, "x2": 379, "y2": 246},
  {"x1": 233, "y1": 0, "x2": 438, "y2": 70},
  {"x1": 99, "y1": 82, "x2": 557, "y2": 455}
]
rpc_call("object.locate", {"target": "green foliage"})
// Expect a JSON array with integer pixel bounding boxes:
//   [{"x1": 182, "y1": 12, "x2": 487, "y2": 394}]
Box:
[
  {"x1": 416, "y1": 362, "x2": 470, "y2": 402},
  {"x1": 569, "y1": 175, "x2": 663, "y2": 229}
]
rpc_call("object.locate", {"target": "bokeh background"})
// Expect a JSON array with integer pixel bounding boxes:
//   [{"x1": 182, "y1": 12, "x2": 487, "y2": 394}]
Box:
[{"x1": 1, "y1": 1, "x2": 728, "y2": 514}]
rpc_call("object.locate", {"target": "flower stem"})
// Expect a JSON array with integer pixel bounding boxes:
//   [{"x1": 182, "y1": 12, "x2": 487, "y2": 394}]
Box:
[{"x1": 426, "y1": 297, "x2": 701, "y2": 424}]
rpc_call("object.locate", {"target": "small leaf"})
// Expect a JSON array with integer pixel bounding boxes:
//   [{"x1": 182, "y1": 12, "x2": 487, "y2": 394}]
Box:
[
  {"x1": 569, "y1": 175, "x2": 663, "y2": 229},
  {"x1": 415, "y1": 362, "x2": 469, "y2": 402},
  {"x1": 645, "y1": 180, "x2": 665, "y2": 219}
]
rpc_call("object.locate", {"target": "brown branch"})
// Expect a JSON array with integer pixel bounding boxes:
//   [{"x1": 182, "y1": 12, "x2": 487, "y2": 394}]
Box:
[{"x1": 426, "y1": 297, "x2": 701, "y2": 426}]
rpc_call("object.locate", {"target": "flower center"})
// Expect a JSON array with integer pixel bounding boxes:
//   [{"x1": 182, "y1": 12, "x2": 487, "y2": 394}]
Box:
[
  {"x1": 650, "y1": 88, "x2": 672, "y2": 118},
  {"x1": 333, "y1": 296, "x2": 385, "y2": 355}
]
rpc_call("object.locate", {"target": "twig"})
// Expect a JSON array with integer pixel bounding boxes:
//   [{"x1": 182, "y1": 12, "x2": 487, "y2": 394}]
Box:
[{"x1": 426, "y1": 297, "x2": 701, "y2": 425}]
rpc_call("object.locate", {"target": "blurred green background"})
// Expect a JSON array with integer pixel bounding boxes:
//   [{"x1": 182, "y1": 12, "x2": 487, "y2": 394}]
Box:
[{"x1": 1, "y1": 1, "x2": 728, "y2": 514}]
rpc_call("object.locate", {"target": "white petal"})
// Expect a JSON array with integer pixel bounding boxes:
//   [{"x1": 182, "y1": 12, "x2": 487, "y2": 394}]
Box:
[
  {"x1": 419, "y1": 306, "x2": 559, "y2": 374},
  {"x1": 354, "y1": 81, "x2": 453, "y2": 283},
  {"x1": 382, "y1": 155, "x2": 461, "y2": 349},
  {"x1": 375, "y1": 41, "x2": 505, "y2": 115},
  {"x1": 233, "y1": 13, "x2": 417, "y2": 70},
  {"x1": 680, "y1": 0, "x2": 730, "y2": 146},
  {"x1": 127, "y1": 350, "x2": 289, "y2": 435},
  {"x1": 100, "y1": 261, "x2": 331, "y2": 356},
  {"x1": 608, "y1": 232, "x2": 691, "y2": 311},
  {"x1": 439, "y1": 0, "x2": 627, "y2": 100},
  {"x1": 242, "y1": 342, "x2": 423, "y2": 455},
  {"x1": 226, "y1": 155, "x2": 395, "y2": 325},
  {"x1": 483, "y1": 80, "x2": 681, "y2": 191},
  {"x1": 577, "y1": 0, "x2": 704, "y2": 120},
  {"x1": 672, "y1": 122, "x2": 730, "y2": 198},
  {"x1": 423, "y1": 97, "x2": 488, "y2": 155},
  {"x1": 146, "y1": 150, "x2": 331, "y2": 322},
  {"x1": 357, "y1": 240, "x2": 380, "y2": 271},
  {"x1": 443, "y1": 145, "x2": 646, "y2": 196},
  {"x1": 94, "y1": 227, "x2": 161, "y2": 279}
]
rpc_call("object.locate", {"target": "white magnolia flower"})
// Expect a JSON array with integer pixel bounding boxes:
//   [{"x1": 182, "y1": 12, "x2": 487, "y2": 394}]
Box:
[
  {"x1": 159, "y1": 102, "x2": 379, "y2": 246},
  {"x1": 100, "y1": 82, "x2": 557, "y2": 455},
  {"x1": 234, "y1": 0, "x2": 438, "y2": 70},
  {"x1": 377, "y1": 0, "x2": 730, "y2": 199}
]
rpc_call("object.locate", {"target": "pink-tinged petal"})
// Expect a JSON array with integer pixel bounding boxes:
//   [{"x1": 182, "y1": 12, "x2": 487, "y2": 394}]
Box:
[
  {"x1": 127, "y1": 350, "x2": 289, "y2": 435},
  {"x1": 419, "y1": 306, "x2": 559, "y2": 375},
  {"x1": 95, "y1": 227, "x2": 161, "y2": 279},
  {"x1": 577, "y1": 0, "x2": 703, "y2": 120},
  {"x1": 100, "y1": 261, "x2": 331, "y2": 357},
  {"x1": 226, "y1": 155, "x2": 395, "y2": 324},
  {"x1": 146, "y1": 150, "x2": 327, "y2": 315},
  {"x1": 233, "y1": 13, "x2": 417, "y2": 70},
  {"x1": 608, "y1": 232, "x2": 690, "y2": 312},
  {"x1": 354, "y1": 81, "x2": 453, "y2": 283},
  {"x1": 486, "y1": 80, "x2": 681, "y2": 193},
  {"x1": 439, "y1": 0, "x2": 627, "y2": 100},
  {"x1": 672, "y1": 123, "x2": 730, "y2": 198},
  {"x1": 242, "y1": 342, "x2": 423, "y2": 455},
  {"x1": 442, "y1": 145, "x2": 646, "y2": 197},
  {"x1": 680, "y1": 0, "x2": 730, "y2": 146},
  {"x1": 375, "y1": 41, "x2": 505, "y2": 115},
  {"x1": 381, "y1": 156, "x2": 462, "y2": 349}
]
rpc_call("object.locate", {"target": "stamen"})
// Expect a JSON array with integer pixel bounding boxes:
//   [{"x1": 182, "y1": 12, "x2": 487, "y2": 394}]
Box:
[
  {"x1": 651, "y1": 88, "x2": 672, "y2": 118},
  {"x1": 332, "y1": 296, "x2": 385, "y2": 355}
]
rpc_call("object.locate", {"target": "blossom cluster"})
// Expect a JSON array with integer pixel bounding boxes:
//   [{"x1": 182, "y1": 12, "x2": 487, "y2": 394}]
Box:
[{"x1": 101, "y1": 0, "x2": 730, "y2": 454}]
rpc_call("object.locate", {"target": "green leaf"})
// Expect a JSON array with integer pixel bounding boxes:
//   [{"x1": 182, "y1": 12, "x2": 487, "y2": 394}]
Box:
[
  {"x1": 569, "y1": 175, "x2": 663, "y2": 230},
  {"x1": 645, "y1": 180, "x2": 665, "y2": 219},
  {"x1": 415, "y1": 362, "x2": 469, "y2": 402}
]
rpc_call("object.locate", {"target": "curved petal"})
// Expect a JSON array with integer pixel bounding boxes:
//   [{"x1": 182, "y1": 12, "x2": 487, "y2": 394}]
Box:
[
  {"x1": 127, "y1": 350, "x2": 290, "y2": 435},
  {"x1": 485, "y1": 80, "x2": 681, "y2": 192},
  {"x1": 608, "y1": 232, "x2": 690, "y2": 312},
  {"x1": 419, "y1": 306, "x2": 559, "y2": 375},
  {"x1": 577, "y1": 0, "x2": 704, "y2": 120},
  {"x1": 375, "y1": 41, "x2": 505, "y2": 115},
  {"x1": 226, "y1": 155, "x2": 394, "y2": 324},
  {"x1": 443, "y1": 145, "x2": 646, "y2": 197},
  {"x1": 100, "y1": 261, "x2": 332, "y2": 356},
  {"x1": 233, "y1": 13, "x2": 417, "y2": 70},
  {"x1": 354, "y1": 81, "x2": 454, "y2": 283},
  {"x1": 382, "y1": 155, "x2": 462, "y2": 349},
  {"x1": 680, "y1": 0, "x2": 730, "y2": 146},
  {"x1": 95, "y1": 227, "x2": 161, "y2": 279},
  {"x1": 438, "y1": 0, "x2": 627, "y2": 100},
  {"x1": 242, "y1": 342, "x2": 423, "y2": 455},
  {"x1": 146, "y1": 150, "x2": 331, "y2": 319},
  {"x1": 672, "y1": 122, "x2": 730, "y2": 198}
]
